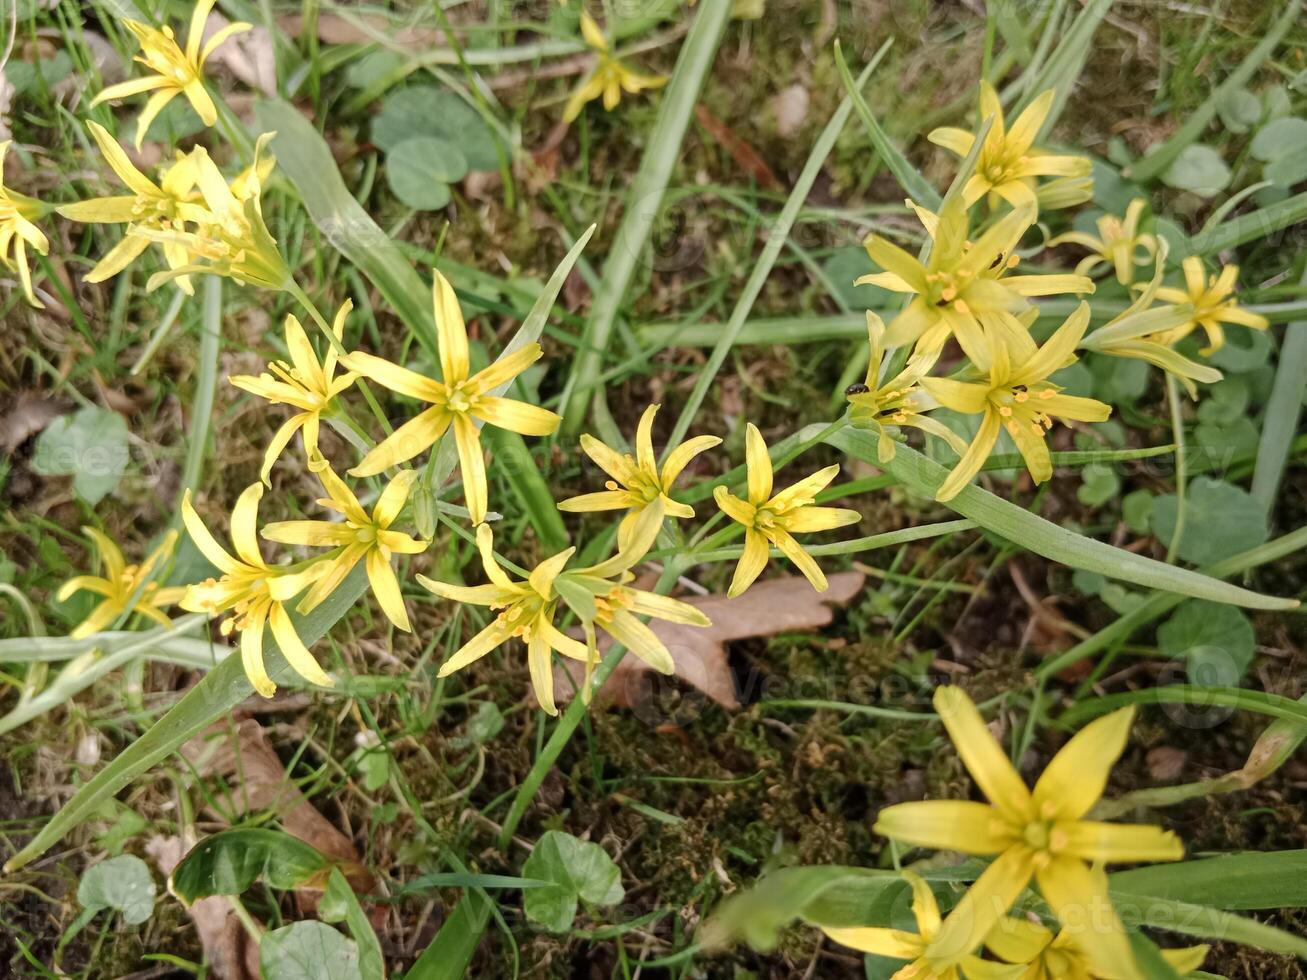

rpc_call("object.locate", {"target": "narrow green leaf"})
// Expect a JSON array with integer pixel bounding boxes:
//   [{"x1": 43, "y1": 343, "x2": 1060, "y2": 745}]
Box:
[
  {"x1": 827, "y1": 427, "x2": 1298, "y2": 610},
  {"x1": 405, "y1": 892, "x2": 493, "y2": 980},
  {"x1": 1111, "y1": 852, "x2": 1307, "y2": 910},
  {"x1": 1129, "y1": 0, "x2": 1301, "y2": 182},
  {"x1": 1251, "y1": 267, "x2": 1307, "y2": 513},
  {"x1": 322, "y1": 868, "x2": 385, "y2": 980},
  {"x1": 1058, "y1": 685, "x2": 1307, "y2": 727},
  {"x1": 1109, "y1": 891, "x2": 1307, "y2": 959},
  {"x1": 663, "y1": 46, "x2": 888, "y2": 450},
  {"x1": 254, "y1": 98, "x2": 439, "y2": 360},
  {"x1": 1187, "y1": 189, "x2": 1307, "y2": 257},
  {"x1": 3, "y1": 566, "x2": 370, "y2": 874},
  {"x1": 833, "y1": 39, "x2": 939, "y2": 209},
  {"x1": 1013, "y1": 0, "x2": 1113, "y2": 134}
]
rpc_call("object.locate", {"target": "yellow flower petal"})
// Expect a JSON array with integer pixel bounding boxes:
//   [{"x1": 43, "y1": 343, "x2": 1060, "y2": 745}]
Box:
[
  {"x1": 558, "y1": 489, "x2": 638, "y2": 513},
  {"x1": 660, "y1": 434, "x2": 720, "y2": 489},
  {"x1": 374, "y1": 470, "x2": 418, "y2": 529},
  {"x1": 475, "y1": 523, "x2": 519, "y2": 592},
  {"x1": 453, "y1": 413, "x2": 488, "y2": 525},
  {"x1": 259, "y1": 413, "x2": 307, "y2": 486},
  {"x1": 240, "y1": 604, "x2": 276, "y2": 697},
  {"x1": 936, "y1": 411, "x2": 1001, "y2": 502},
  {"x1": 781, "y1": 506, "x2": 860, "y2": 534},
  {"x1": 927, "y1": 846, "x2": 1035, "y2": 966},
  {"x1": 473, "y1": 396, "x2": 561, "y2": 436},
  {"x1": 932, "y1": 686, "x2": 1033, "y2": 823},
  {"x1": 439, "y1": 618, "x2": 514, "y2": 676},
  {"x1": 873, "y1": 800, "x2": 1013, "y2": 855},
  {"x1": 768, "y1": 528, "x2": 826, "y2": 592},
  {"x1": 181, "y1": 490, "x2": 238, "y2": 574},
  {"x1": 821, "y1": 926, "x2": 921, "y2": 959},
  {"x1": 269, "y1": 601, "x2": 333, "y2": 688},
  {"x1": 635, "y1": 403, "x2": 658, "y2": 475},
  {"x1": 469, "y1": 341, "x2": 542, "y2": 395},
  {"x1": 529, "y1": 627, "x2": 557, "y2": 715},
  {"x1": 350, "y1": 405, "x2": 451, "y2": 477},
  {"x1": 580, "y1": 432, "x2": 640, "y2": 485},
  {"x1": 728, "y1": 528, "x2": 769, "y2": 598},
  {"x1": 603, "y1": 608, "x2": 674, "y2": 673},
  {"x1": 744, "y1": 423, "x2": 772, "y2": 504},
  {"x1": 365, "y1": 547, "x2": 410, "y2": 632},
  {"x1": 433, "y1": 270, "x2": 470, "y2": 383},
  {"x1": 1058, "y1": 821, "x2": 1183, "y2": 865},
  {"x1": 229, "y1": 483, "x2": 267, "y2": 568},
  {"x1": 1034, "y1": 858, "x2": 1135, "y2": 980},
  {"x1": 1030, "y1": 706, "x2": 1134, "y2": 821},
  {"x1": 713, "y1": 486, "x2": 755, "y2": 527},
  {"x1": 340, "y1": 350, "x2": 445, "y2": 402}
]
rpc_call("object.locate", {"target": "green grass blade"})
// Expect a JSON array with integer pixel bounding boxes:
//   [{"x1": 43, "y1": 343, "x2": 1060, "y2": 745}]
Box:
[
  {"x1": 177, "y1": 277, "x2": 221, "y2": 504},
  {"x1": 1059, "y1": 686, "x2": 1307, "y2": 727},
  {"x1": 253, "y1": 98, "x2": 439, "y2": 361},
  {"x1": 1109, "y1": 892, "x2": 1307, "y2": 960},
  {"x1": 405, "y1": 892, "x2": 493, "y2": 980},
  {"x1": 1111, "y1": 851, "x2": 1307, "y2": 910},
  {"x1": 1252, "y1": 270, "x2": 1307, "y2": 514},
  {"x1": 1187, "y1": 189, "x2": 1307, "y2": 257},
  {"x1": 662, "y1": 48, "x2": 886, "y2": 451},
  {"x1": 559, "y1": 0, "x2": 732, "y2": 433},
  {"x1": 833, "y1": 39, "x2": 939, "y2": 209},
  {"x1": 1128, "y1": 0, "x2": 1301, "y2": 183},
  {"x1": 826, "y1": 426, "x2": 1299, "y2": 610},
  {"x1": 1013, "y1": 0, "x2": 1113, "y2": 135},
  {"x1": 3, "y1": 567, "x2": 370, "y2": 873}
]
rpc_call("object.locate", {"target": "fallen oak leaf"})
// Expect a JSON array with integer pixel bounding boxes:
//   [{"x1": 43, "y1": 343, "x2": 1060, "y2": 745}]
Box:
[
  {"x1": 548, "y1": 572, "x2": 865, "y2": 712},
  {"x1": 694, "y1": 104, "x2": 782, "y2": 191}
]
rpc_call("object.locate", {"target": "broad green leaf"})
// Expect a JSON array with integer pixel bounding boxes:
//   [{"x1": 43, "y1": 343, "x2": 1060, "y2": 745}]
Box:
[
  {"x1": 260, "y1": 921, "x2": 362, "y2": 980},
  {"x1": 1250, "y1": 117, "x2": 1307, "y2": 162},
  {"x1": 321, "y1": 868, "x2": 385, "y2": 980},
  {"x1": 521, "y1": 830, "x2": 624, "y2": 933},
  {"x1": 1161, "y1": 144, "x2": 1231, "y2": 197},
  {"x1": 372, "y1": 85, "x2": 500, "y2": 170},
  {"x1": 1111, "y1": 851, "x2": 1307, "y2": 910},
  {"x1": 78, "y1": 854, "x2": 156, "y2": 925},
  {"x1": 170, "y1": 828, "x2": 329, "y2": 902},
  {"x1": 827, "y1": 428, "x2": 1295, "y2": 610},
  {"x1": 1216, "y1": 87, "x2": 1261, "y2": 133},
  {"x1": 406, "y1": 892, "x2": 492, "y2": 980},
  {"x1": 1152, "y1": 478, "x2": 1269, "y2": 565},
  {"x1": 386, "y1": 137, "x2": 466, "y2": 209},
  {"x1": 1127, "y1": 933, "x2": 1183, "y2": 980},
  {"x1": 30, "y1": 406, "x2": 129, "y2": 505},
  {"x1": 1157, "y1": 600, "x2": 1255, "y2": 684}
]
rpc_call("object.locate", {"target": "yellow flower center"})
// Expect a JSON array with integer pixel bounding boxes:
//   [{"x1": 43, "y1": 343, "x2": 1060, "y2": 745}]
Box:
[
  {"x1": 446, "y1": 384, "x2": 475, "y2": 414},
  {"x1": 354, "y1": 525, "x2": 377, "y2": 545}
]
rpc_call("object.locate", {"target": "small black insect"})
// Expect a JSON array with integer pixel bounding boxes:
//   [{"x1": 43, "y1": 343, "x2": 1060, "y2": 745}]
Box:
[{"x1": 845, "y1": 383, "x2": 871, "y2": 396}]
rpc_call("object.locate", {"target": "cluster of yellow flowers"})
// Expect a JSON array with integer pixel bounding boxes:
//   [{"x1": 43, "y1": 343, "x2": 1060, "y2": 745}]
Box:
[
  {"x1": 821, "y1": 687, "x2": 1197, "y2": 979},
  {"x1": 29, "y1": 9, "x2": 1221, "y2": 976},
  {"x1": 845, "y1": 83, "x2": 1267, "y2": 500},
  {"x1": 49, "y1": 3, "x2": 866, "y2": 712}
]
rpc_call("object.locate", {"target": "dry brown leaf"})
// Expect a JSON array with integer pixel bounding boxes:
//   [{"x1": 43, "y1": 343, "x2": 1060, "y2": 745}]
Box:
[
  {"x1": 548, "y1": 572, "x2": 865, "y2": 711},
  {"x1": 201, "y1": 15, "x2": 276, "y2": 96},
  {"x1": 278, "y1": 13, "x2": 444, "y2": 48},
  {"x1": 0, "y1": 392, "x2": 65, "y2": 453},
  {"x1": 694, "y1": 104, "x2": 782, "y2": 191}
]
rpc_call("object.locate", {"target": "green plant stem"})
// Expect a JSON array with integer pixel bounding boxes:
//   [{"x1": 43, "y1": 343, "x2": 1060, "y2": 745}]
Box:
[
  {"x1": 663, "y1": 45, "x2": 887, "y2": 452},
  {"x1": 689, "y1": 520, "x2": 975, "y2": 563},
  {"x1": 559, "y1": 0, "x2": 732, "y2": 433},
  {"x1": 1251, "y1": 267, "x2": 1307, "y2": 515},
  {"x1": 1164, "y1": 373, "x2": 1187, "y2": 564},
  {"x1": 177, "y1": 277, "x2": 222, "y2": 507}
]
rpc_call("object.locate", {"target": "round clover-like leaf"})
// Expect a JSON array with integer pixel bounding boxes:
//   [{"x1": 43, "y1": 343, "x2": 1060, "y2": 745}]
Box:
[
  {"x1": 521, "y1": 830, "x2": 624, "y2": 933},
  {"x1": 372, "y1": 85, "x2": 500, "y2": 171},
  {"x1": 1151, "y1": 477, "x2": 1268, "y2": 566},
  {"x1": 1250, "y1": 116, "x2": 1307, "y2": 161},
  {"x1": 78, "y1": 854, "x2": 156, "y2": 925},
  {"x1": 1161, "y1": 144, "x2": 1232, "y2": 198},
  {"x1": 260, "y1": 921, "x2": 363, "y2": 980},
  {"x1": 1158, "y1": 599, "x2": 1255, "y2": 684},
  {"x1": 386, "y1": 137, "x2": 467, "y2": 210}
]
